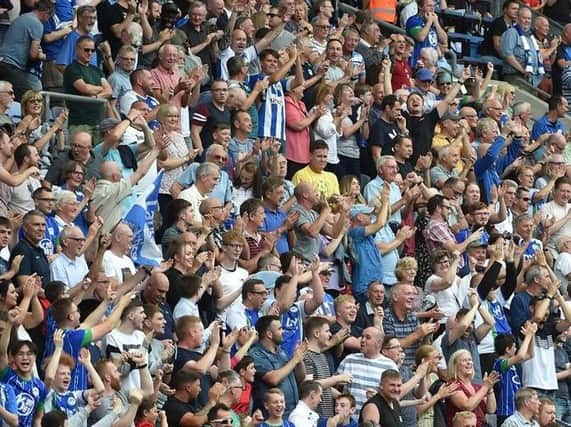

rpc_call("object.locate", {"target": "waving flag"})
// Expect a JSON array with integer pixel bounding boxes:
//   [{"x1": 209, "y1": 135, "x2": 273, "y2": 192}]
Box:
[{"x1": 122, "y1": 171, "x2": 163, "y2": 266}]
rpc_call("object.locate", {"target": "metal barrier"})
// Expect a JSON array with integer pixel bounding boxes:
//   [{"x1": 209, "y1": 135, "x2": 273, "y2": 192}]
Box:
[
  {"x1": 39, "y1": 90, "x2": 107, "y2": 123},
  {"x1": 510, "y1": 76, "x2": 551, "y2": 101}
]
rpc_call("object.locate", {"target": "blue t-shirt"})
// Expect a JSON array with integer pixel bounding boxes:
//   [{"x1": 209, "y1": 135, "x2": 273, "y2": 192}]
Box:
[
  {"x1": 0, "y1": 383, "x2": 17, "y2": 427},
  {"x1": 43, "y1": 328, "x2": 92, "y2": 391},
  {"x1": 406, "y1": 14, "x2": 439, "y2": 67},
  {"x1": 348, "y1": 226, "x2": 384, "y2": 296},
  {"x1": 0, "y1": 367, "x2": 46, "y2": 427},
  {"x1": 493, "y1": 358, "x2": 520, "y2": 416},
  {"x1": 280, "y1": 301, "x2": 305, "y2": 358},
  {"x1": 45, "y1": 389, "x2": 85, "y2": 417}
]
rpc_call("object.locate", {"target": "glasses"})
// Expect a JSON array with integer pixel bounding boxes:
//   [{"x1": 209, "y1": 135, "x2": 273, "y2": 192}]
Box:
[
  {"x1": 15, "y1": 351, "x2": 35, "y2": 357},
  {"x1": 211, "y1": 419, "x2": 233, "y2": 425},
  {"x1": 83, "y1": 48, "x2": 96, "y2": 53},
  {"x1": 384, "y1": 345, "x2": 402, "y2": 350},
  {"x1": 67, "y1": 237, "x2": 86, "y2": 242},
  {"x1": 521, "y1": 197, "x2": 531, "y2": 202},
  {"x1": 250, "y1": 290, "x2": 268, "y2": 296},
  {"x1": 28, "y1": 98, "x2": 42, "y2": 103},
  {"x1": 72, "y1": 170, "x2": 85, "y2": 176}
]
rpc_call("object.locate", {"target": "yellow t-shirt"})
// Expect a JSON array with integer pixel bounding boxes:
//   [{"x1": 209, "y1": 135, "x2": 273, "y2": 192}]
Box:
[{"x1": 292, "y1": 166, "x2": 340, "y2": 198}]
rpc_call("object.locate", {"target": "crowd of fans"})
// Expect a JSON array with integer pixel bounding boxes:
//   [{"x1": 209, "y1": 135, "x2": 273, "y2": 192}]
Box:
[{"x1": 1, "y1": 0, "x2": 571, "y2": 425}]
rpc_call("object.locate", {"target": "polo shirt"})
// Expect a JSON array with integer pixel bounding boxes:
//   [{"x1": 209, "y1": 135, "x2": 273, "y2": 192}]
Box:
[
  {"x1": 10, "y1": 238, "x2": 51, "y2": 287},
  {"x1": 364, "y1": 177, "x2": 402, "y2": 223},
  {"x1": 249, "y1": 342, "x2": 299, "y2": 417},
  {"x1": 289, "y1": 400, "x2": 319, "y2": 427},
  {"x1": 383, "y1": 306, "x2": 418, "y2": 367},
  {"x1": 219, "y1": 45, "x2": 257, "y2": 80}
]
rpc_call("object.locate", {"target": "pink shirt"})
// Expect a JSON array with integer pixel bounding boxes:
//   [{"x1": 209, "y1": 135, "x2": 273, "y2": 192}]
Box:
[
  {"x1": 150, "y1": 65, "x2": 185, "y2": 130},
  {"x1": 285, "y1": 96, "x2": 311, "y2": 164}
]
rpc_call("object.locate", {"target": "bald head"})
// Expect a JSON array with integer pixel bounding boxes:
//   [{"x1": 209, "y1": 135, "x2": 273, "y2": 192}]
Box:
[
  {"x1": 145, "y1": 272, "x2": 169, "y2": 304},
  {"x1": 200, "y1": 197, "x2": 223, "y2": 214},
  {"x1": 100, "y1": 161, "x2": 121, "y2": 181}
]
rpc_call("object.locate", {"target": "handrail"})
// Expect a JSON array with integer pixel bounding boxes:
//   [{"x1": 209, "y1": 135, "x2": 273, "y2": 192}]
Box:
[
  {"x1": 510, "y1": 76, "x2": 550, "y2": 101},
  {"x1": 39, "y1": 90, "x2": 107, "y2": 124},
  {"x1": 338, "y1": 2, "x2": 405, "y2": 35}
]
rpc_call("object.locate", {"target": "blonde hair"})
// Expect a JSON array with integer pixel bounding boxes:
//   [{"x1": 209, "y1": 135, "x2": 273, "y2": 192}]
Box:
[
  {"x1": 395, "y1": 257, "x2": 418, "y2": 281},
  {"x1": 452, "y1": 411, "x2": 476, "y2": 427},
  {"x1": 448, "y1": 349, "x2": 473, "y2": 380},
  {"x1": 156, "y1": 104, "x2": 179, "y2": 124},
  {"x1": 334, "y1": 294, "x2": 356, "y2": 311}
]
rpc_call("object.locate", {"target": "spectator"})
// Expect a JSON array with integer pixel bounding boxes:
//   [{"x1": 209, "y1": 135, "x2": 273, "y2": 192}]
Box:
[
  {"x1": 337, "y1": 327, "x2": 398, "y2": 412},
  {"x1": 359, "y1": 369, "x2": 404, "y2": 425},
  {"x1": 501, "y1": 388, "x2": 542, "y2": 427},
  {"x1": 500, "y1": 6, "x2": 545, "y2": 87},
  {"x1": 0, "y1": 0, "x2": 54, "y2": 98},
  {"x1": 63, "y1": 36, "x2": 112, "y2": 129}
]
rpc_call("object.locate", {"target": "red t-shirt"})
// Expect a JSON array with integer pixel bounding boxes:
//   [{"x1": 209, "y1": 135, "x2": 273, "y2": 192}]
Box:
[
  {"x1": 232, "y1": 383, "x2": 252, "y2": 415},
  {"x1": 391, "y1": 58, "x2": 413, "y2": 90}
]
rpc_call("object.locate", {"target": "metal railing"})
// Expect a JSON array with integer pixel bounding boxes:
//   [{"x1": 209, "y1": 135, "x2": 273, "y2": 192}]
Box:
[{"x1": 39, "y1": 91, "x2": 107, "y2": 123}]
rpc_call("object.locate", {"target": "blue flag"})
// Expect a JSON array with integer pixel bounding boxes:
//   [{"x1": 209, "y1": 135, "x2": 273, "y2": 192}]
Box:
[{"x1": 122, "y1": 171, "x2": 163, "y2": 266}]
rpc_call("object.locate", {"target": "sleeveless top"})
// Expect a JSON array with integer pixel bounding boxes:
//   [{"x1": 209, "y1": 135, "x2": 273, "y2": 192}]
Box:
[{"x1": 359, "y1": 394, "x2": 404, "y2": 427}]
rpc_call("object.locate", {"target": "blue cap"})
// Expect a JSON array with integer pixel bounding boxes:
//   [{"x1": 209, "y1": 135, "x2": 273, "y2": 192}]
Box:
[
  {"x1": 350, "y1": 204, "x2": 375, "y2": 219},
  {"x1": 415, "y1": 68, "x2": 434, "y2": 82}
]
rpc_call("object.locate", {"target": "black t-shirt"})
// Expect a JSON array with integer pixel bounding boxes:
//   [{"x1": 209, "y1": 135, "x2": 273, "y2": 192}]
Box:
[
  {"x1": 545, "y1": 0, "x2": 571, "y2": 25},
  {"x1": 191, "y1": 102, "x2": 231, "y2": 151},
  {"x1": 10, "y1": 238, "x2": 50, "y2": 287},
  {"x1": 97, "y1": 2, "x2": 128, "y2": 57},
  {"x1": 330, "y1": 321, "x2": 363, "y2": 367},
  {"x1": 361, "y1": 118, "x2": 399, "y2": 177},
  {"x1": 174, "y1": 347, "x2": 212, "y2": 406},
  {"x1": 163, "y1": 396, "x2": 200, "y2": 427},
  {"x1": 403, "y1": 108, "x2": 440, "y2": 165},
  {"x1": 479, "y1": 17, "x2": 508, "y2": 57}
]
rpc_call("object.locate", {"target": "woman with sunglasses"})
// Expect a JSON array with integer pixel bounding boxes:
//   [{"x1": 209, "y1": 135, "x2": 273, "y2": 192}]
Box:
[{"x1": 14, "y1": 90, "x2": 67, "y2": 174}]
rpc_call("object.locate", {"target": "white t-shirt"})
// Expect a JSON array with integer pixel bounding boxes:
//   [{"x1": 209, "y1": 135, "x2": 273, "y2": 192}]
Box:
[
  {"x1": 103, "y1": 329, "x2": 147, "y2": 392},
  {"x1": 102, "y1": 250, "x2": 136, "y2": 284},
  {"x1": 218, "y1": 263, "x2": 248, "y2": 320},
  {"x1": 555, "y1": 252, "x2": 571, "y2": 292},
  {"x1": 426, "y1": 274, "x2": 462, "y2": 324},
  {"x1": 541, "y1": 201, "x2": 571, "y2": 252}
]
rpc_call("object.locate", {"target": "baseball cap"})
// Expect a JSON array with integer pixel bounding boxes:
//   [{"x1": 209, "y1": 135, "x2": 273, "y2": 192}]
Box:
[
  {"x1": 415, "y1": 68, "x2": 434, "y2": 82},
  {"x1": 350, "y1": 204, "x2": 375, "y2": 219}
]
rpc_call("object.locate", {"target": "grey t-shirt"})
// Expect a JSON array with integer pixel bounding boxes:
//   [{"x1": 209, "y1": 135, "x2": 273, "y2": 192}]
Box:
[
  {"x1": 0, "y1": 12, "x2": 43, "y2": 70},
  {"x1": 88, "y1": 390, "x2": 128, "y2": 426},
  {"x1": 290, "y1": 203, "x2": 318, "y2": 262}
]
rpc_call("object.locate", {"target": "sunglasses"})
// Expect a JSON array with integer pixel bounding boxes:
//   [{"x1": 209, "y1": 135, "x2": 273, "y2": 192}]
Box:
[{"x1": 83, "y1": 48, "x2": 96, "y2": 53}]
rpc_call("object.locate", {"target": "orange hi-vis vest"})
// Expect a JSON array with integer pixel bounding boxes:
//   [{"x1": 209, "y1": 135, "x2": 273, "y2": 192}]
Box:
[{"x1": 369, "y1": 0, "x2": 397, "y2": 24}]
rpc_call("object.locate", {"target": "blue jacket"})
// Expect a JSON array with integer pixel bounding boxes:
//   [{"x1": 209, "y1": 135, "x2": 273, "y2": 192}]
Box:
[{"x1": 474, "y1": 135, "x2": 522, "y2": 203}]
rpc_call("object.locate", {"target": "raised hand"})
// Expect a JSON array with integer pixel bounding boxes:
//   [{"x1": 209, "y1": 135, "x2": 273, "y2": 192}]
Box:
[
  {"x1": 53, "y1": 329, "x2": 65, "y2": 348},
  {"x1": 79, "y1": 347, "x2": 92, "y2": 366}
]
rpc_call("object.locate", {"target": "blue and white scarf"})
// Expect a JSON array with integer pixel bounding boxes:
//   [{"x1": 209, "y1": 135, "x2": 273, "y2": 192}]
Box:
[{"x1": 514, "y1": 24, "x2": 545, "y2": 75}]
